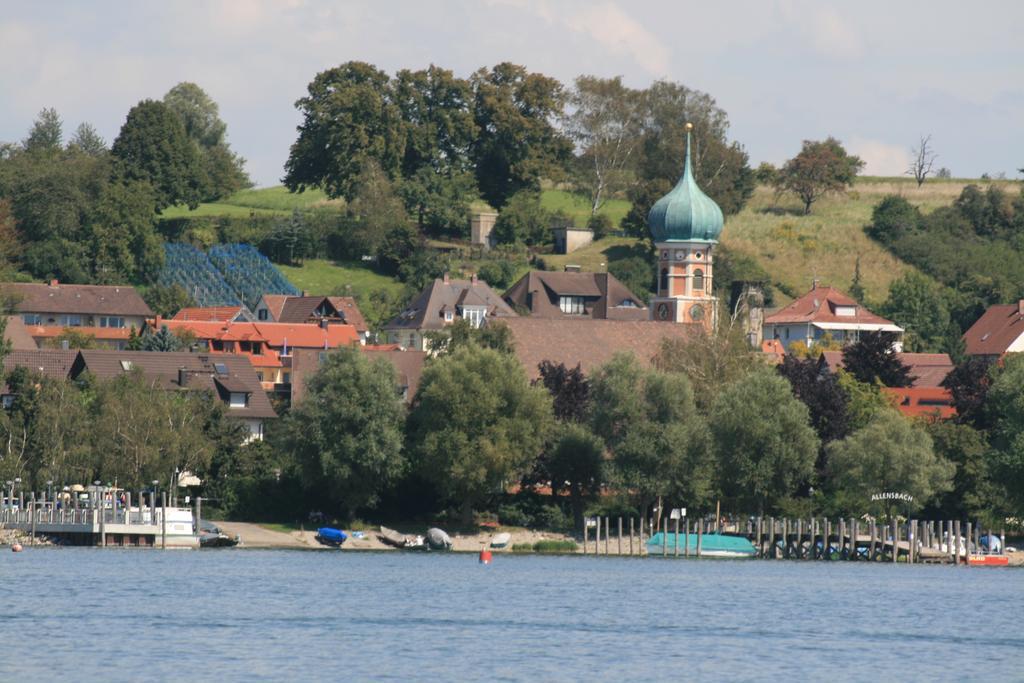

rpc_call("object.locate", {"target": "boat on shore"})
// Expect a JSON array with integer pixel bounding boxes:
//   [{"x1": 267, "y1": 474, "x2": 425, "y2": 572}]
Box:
[
  {"x1": 315, "y1": 527, "x2": 347, "y2": 548},
  {"x1": 646, "y1": 532, "x2": 756, "y2": 558},
  {"x1": 378, "y1": 525, "x2": 425, "y2": 550},
  {"x1": 490, "y1": 532, "x2": 512, "y2": 549}
]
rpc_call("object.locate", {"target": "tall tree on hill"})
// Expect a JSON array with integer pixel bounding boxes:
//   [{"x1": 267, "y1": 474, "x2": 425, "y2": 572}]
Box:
[
  {"x1": 22, "y1": 108, "x2": 63, "y2": 156},
  {"x1": 86, "y1": 179, "x2": 163, "y2": 283},
  {"x1": 393, "y1": 65, "x2": 476, "y2": 178},
  {"x1": 66, "y1": 123, "x2": 107, "y2": 157},
  {"x1": 906, "y1": 134, "x2": 938, "y2": 188},
  {"x1": 841, "y1": 331, "x2": 914, "y2": 387},
  {"x1": 563, "y1": 75, "x2": 644, "y2": 215},
  {"x1": 773, "y1": 137, "x2": 864, "y2": 214},
  {"x1": 284, "y1": 62, "x2": 404, "y2": 202},
  {"x1": 407, "y1": 344, "x2": 551, "y2": 525},
  {"x1": 163, "y1": 82, "x2": 250, "y2": 200},
  {"x1": 111, "y1": 99, "x2": 204, "y2": 211},
  {"x1": 622, "y1": 80, "x2": 754, "y2": 235},
  {"x1": 275, "y1": 347, "x2": 407, "y2": 521},
  {"x1": 470, "y1": 63, "x2": 573, "y2": 208}
]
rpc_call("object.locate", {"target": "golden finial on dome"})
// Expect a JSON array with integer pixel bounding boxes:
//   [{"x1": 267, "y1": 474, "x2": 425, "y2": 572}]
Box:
[{"x1": 685, "y1": 122, "x2": 694, "y2": 132}]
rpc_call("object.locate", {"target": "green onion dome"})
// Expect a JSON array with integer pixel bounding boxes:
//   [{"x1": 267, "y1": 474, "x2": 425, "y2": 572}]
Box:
[{"x1": 647, "y1": 125, "x2": 724, "y2": 243}]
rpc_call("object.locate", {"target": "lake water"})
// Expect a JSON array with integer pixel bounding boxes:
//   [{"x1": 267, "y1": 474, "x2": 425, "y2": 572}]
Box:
[{"x1": 3, "y1": 548, "x2": 1021, "y2": 681}]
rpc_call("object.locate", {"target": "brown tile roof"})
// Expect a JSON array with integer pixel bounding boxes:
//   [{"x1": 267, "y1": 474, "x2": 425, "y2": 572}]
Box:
[
  {"x1": 289, "y1": 347, "x2": 426, "y2": 404},
  {"x1": 962, "y1": 301, "x2": 1024, "y2": 356},
  {"x1": 329, "y1": 296, "x2": 369, "y2": 333},
  {"x1": 260, "y1": 294, "x2": 289, "y2": 321},
  {"x1": 4, "y1": 317, "x2": 38, "y2": 350},
  {"x1": 172, "y1": 306, "x2": 246, "y2": 322},
  {"x1": 818, "y1": 351, "x2": 953, "y2": 388},
  {"x1": 277, "y1": 296, "x2": 332, "y2": 323},
  {"x1": 503, "y1": 271, "x2": 648, "y2": 321},
  {"x1": 71, "y1": 350, "x2": 276, "y2": 419},
  {"x1": 498, "y1": 317, "x2": 698, "y2": 380},
  {"x1": 385, "y1": 277, "x2": 517, "y2": 331},
  {"x1": 3, "y1": 281, "x2": 153, "y2": 317},
  {"x1": 765, "y1": 286, "x2": 896, "y2": 327},
  {"x1": 3, "y1": 349, "x2": 78, "y2": 379}
]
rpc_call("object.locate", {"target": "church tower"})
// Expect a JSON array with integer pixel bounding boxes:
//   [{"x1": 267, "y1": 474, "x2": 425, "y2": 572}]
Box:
[{"x1": 647, "y1": 123, "x2": 724, "y2": 330}]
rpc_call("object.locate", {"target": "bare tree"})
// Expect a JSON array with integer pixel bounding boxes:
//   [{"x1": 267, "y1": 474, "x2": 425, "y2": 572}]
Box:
[{"x1": 907, "y1": 134, "x2": 938, "y2": 187}]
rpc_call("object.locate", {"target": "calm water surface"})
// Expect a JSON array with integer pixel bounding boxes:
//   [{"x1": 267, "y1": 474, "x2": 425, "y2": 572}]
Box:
[{"x1": 2, "y1": 548, "x2": 1021, "y2": 681}]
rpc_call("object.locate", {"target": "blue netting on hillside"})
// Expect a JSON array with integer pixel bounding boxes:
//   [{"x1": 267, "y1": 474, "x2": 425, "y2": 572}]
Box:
[
  {"x1": 158, "y1": 243, "x2": 299, "y2": 309},
  {"x1": 208, "y1": 244, "x2": 300, "y2": 310},
  {"x1": 158, "y1": 243, "x2": 241, "y2": 308}
]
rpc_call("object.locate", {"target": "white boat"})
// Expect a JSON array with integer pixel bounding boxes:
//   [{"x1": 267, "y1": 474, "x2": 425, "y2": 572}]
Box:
[{"x1": 490, "y1": 532, "x2": 511, "y2": 548}]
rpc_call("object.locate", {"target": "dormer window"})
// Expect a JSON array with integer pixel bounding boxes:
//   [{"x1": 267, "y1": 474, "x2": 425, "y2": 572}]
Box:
[
  {"x1": 461, "y1": 307, "x2": 485, "y2": 328},
  {"x1": 559, "y1": 296, "x2": 584, "y2": 315},
  {"x1": 229, "y1": 392, "x2": 248, "y2": 408},
  {"x1": 835, "y1": 305, "x2": 856, "y2": 317}
]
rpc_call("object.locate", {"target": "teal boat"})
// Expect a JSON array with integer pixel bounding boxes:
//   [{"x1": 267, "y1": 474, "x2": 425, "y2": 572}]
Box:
[{"x1": 646, "y1": 532, "x2": 756, "y2": 558}]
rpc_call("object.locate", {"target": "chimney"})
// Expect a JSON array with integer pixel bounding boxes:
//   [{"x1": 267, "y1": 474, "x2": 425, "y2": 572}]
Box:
[
  {"x1": 49, "y1": 279, "x2": 59, "y2": 287},
  {"x1": 442, "y1": 272, "x2": 450, "y2": 284},
  {"x1": 811, "y1": 279, "x2": 819, "y2": 290},
  {"x1": 178, "y1": 368, "x2": 188, "y2": 387},
  {"x1": 61, "y1": 339, "x2": 69, "y2": 350},
  {"x1": 302, "y1": 290, "x2": 309, "y2": 297}
]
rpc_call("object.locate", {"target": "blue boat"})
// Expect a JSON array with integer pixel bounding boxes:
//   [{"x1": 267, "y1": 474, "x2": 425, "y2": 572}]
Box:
[
  {"x1": 646, "y1": 532, "x2": 756, "y2": 558},
  {"x1": 315, "y1": 527, "x2": 348, "y2": 547}
]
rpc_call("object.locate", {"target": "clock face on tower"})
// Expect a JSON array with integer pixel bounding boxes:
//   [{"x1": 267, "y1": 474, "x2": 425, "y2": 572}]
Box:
[
  {"x1": 656, "y1": 303, "x2": 670, "y2": 321},
  {"x1": 690, "y1": 304, "x2": 705, "y2": 321}
]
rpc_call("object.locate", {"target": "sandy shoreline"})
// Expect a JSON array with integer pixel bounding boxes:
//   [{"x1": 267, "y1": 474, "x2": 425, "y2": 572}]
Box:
[{"x1": 214, "y1": 521, "x2": 580, "y2": 553}]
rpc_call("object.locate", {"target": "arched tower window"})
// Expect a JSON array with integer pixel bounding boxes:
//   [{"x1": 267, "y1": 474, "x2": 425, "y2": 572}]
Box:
[
  {"x1": 660, "y1": 268, "x2": 669, "y2": 294},
  {"x1": 693, "y1": 268, "x2": 705, "y2": 291}
]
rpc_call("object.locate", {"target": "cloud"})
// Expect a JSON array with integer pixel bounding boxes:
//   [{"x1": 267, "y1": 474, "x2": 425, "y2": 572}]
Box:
[
  {"x1": 488, "y1": 0, "x2": 670, "y2": 75},
  {"x1": 848, "y1": 138, "x2": 910, "y2": 177}
]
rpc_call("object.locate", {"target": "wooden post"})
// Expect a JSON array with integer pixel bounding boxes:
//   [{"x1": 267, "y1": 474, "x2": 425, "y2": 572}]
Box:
[
  {"x1": 851, "y1": 519, "x2": 858, "y2": 561},
  {"x1": 838, "y1": 518, "x2": 846, "y2": 560},
  {"x1": 824, "y1": 518, "x2": 831, "y2": 560},
  {"x1": 674, "y1": 516, "x2": 680, "y2": 558},
  {"x1": 684, "y1": 519, "x2": 690, "y2": 558},
  {"x1": 617, "y1": 517, "x2": 622, "y2": 556},
  {"x1": 595, "y1": 515, "x2": 601, "y2": 556},
  {"x1": 628, "y1": 517, "x2": 633, "y2": 556},
  {"x1": 892, "y1": 519, "x2": 899, "y2": 564},
  {"x1": 29, "y1": 492, "x2": 36, "y2": 546},
  {"x1": 953, "y1": 520, "x2": 961, "y2": 565},
  {"x1": 696, "y1": 520, "x2": 703, "y2": 558},
  {"x1": 768, "y1": 517, "x2": 776, "y2": 559},
  {"x1": 965, "y1": 521, "x2": 972, "y2": 566},
  {"x1": 794, "y1": 519, "x2": 803, "y2": 560},
  {"x1": 1000, "y1": 528, "x2": 1006, "y2": 556},
  {"x1": 908, "y1": 519, "x2": 916, "y2": 564},
  {"x1": 125, "y1": 492, "x2": 132, "y2": 525},
  {"x1": 604, "y1": 517, "x2": 610, "y2": 555},
  {"x1": 869, "y1": 521, "x2": 876, "y2": 561},
  {"x1": 662, "y1": 517, "x2": 668, "y2": 557},
  {"x1": 583, "y1": 518, "x2": 588, "y2": 554},
  {"x1": 160, "y1": 492, "x2": 167, "y2": 550},
  {"x1": 755, "y1": 517, "x2": 763, "y2": 558}
]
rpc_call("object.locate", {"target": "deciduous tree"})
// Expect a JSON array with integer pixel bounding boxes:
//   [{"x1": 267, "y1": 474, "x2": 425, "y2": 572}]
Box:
[
  {"x1": 774, "y1": 137, "x2": 864, "y2": 214},
  {"x1": 841, "y1": 331, "x2": 913, "y2": 387},
  {"x1": 407, "y1": 344, "x2": 551, "y2": 524}
]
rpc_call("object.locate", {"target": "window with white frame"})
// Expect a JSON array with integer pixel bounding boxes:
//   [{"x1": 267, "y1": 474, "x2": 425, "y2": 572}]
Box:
[
  {"x1": 461, "y1": 307, "x2": 485, "y2": 328},
  {"x1": 559, "y1": 296, "x2": 584, "y2": 315}
]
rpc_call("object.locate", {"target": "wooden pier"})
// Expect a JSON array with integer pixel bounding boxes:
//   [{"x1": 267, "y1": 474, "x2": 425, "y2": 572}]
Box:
[{"x1": 579, "y1": 515, "x2": 1007, "y2": 565}]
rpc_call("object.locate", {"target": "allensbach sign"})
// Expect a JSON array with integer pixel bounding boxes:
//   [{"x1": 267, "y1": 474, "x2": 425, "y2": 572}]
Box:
[{"x1": 870, "y1": 492, "x2": 914, "y2": 503}]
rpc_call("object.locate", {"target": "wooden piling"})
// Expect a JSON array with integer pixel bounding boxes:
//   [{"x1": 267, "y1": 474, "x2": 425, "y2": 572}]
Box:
[
  {"x1": 583, "y1": 518, "x2": 588, "y2": 554},
  {"x1": 892, "y1": 520, "x2": 899, "y2": 564},
  {"x1": 782, "y1": 518, "x2": 790, "y2": 559},
  {"x1": 662, "y1": 517, "x2": 668, "y2": 557},
  {"x1": 160, "y1": 492, "x2": 167, "y2": 550},
  {"x1": 628, "y1": 517, "x2": 633, "y2": 556},
  {"x1": 604, "y1": 517, "x2": 610, "y2": 555},
  {"x1": 674, "y1": 516, "x2": 680, "y2": 558},
  {"x1": 908, "y1": 519, "x2": 915, "y2": 564},
  {"x1": 755, "y1": 517, "x2": 763, "y2": 558},
  {"x1": 617, "y1": 517, "x2": 622, "y2": 556},
  {"x1": 696, "y1": 521, "x2": 703, "y2": 558},
  {"x1": 824, "y1": 518, "x2": 831, "y2": 560},
  {"x1": 851, "y1": 519, "x2": 859, "y2": 561},
  {"x1": 965, "y1": 521, "x2": 972, "y2": 566},
  {"x1": 795, "y1": 519, "x2": 803, "y2": 559},
  {"x1": 595, "y1": 515, "x2": 601, "y2": 556},
  {"x1": 684, "y1": 519, "x2": 690, "y2": 558},
  {"x1": 30, "y1": 492, "x2": 36, "y2": 546},
  {"x1": 953, "y1": 520, "x2": 961, "y2": 565},
  {"x1": 768, "y1": 517, "x2": 776, "y2": 559}
]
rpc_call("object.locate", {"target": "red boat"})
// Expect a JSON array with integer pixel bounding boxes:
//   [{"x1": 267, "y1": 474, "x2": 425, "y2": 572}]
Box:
[{"x1": 967, "y1": 555, "x2": 1009, "y2": 566}]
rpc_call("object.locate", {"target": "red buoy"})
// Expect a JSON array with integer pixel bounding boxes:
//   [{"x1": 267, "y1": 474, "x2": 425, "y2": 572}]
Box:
[{"x1": 479, "y1": 549, "x2": 492, "y2": 564}]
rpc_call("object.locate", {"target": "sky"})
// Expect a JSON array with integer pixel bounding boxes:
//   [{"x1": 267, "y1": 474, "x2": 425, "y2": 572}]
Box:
[{"x1": 2, "y1": 0, "x2": 1022, "y2": 187}]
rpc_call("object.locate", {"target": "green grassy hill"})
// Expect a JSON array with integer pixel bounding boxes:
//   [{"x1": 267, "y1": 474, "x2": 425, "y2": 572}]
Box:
[{"x1": 160, "y1": 178, "x2": 1020, "y2": 309}]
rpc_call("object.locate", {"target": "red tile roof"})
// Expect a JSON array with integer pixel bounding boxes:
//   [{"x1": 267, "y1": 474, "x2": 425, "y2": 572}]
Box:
[
  {"x1": 962, "y1": 301, "x2": 1024, "y2": 356},
  {"x1": 159, "y1": 320, "x2": 360, "y2": 350},
  {"x1": 883, "y1": 387, "x2": 956, "y2": 420},
  {"x1": 765, "y1": 286, "x2": 896, "y2": 327},
  {"x1": 503, "y1": 271, "x2": 648, "y2": 321}
]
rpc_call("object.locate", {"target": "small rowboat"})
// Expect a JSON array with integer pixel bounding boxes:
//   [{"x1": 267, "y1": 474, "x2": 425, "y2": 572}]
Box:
[
  {"x1": 315, "y1": 527, "x2": 347, "y2": 547},
  {"x1": 490, "y1": 532, "x2": 512, "y2": 548}
]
